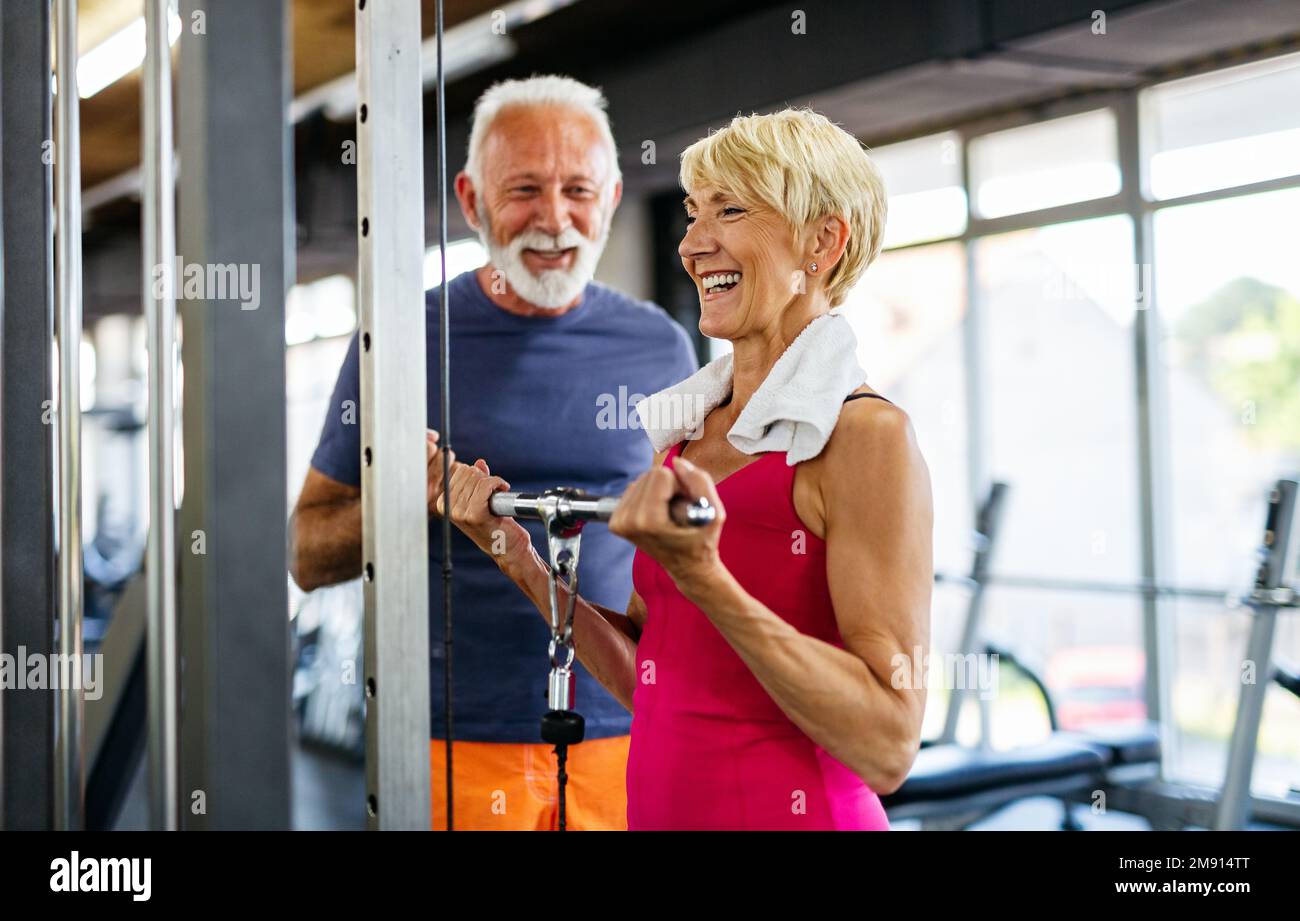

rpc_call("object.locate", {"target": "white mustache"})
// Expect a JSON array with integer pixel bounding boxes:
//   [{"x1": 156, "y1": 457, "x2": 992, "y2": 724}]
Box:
[
  {"x1": 508, "y1": 228, "x2": 589, "y2": 260},
  {"x1": 474, "y1": 200, "x2": 610, "y2": 308}
]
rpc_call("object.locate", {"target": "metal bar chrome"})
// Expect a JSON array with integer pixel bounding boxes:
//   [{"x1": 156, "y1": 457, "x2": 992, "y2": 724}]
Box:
[
  {"x1": 933, "y1": 571, "x2": 1229, "y2": 601},
  {"x1": 53, "y1": 0, "x2": 84, "y2": 833},
  {"x1": 143, "y1": 0, "x2": 179, "y2": 832},
  {"x1": 357, "y1": 0, "x2": 432, "y2": 831},
  {"x1": 490, "y1": 490, "x2": 714, "y2": 527}
]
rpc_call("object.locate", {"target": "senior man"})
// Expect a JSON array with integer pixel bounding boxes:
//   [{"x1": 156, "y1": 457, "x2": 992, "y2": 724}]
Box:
[{"x1": 290, "y1": 75, "x2": 697, "y2": 830}]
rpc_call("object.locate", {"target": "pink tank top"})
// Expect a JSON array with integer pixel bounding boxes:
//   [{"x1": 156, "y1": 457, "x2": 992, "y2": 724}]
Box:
[{"x1": 628, "y1": 441, "x2": 891, "y2": 830}]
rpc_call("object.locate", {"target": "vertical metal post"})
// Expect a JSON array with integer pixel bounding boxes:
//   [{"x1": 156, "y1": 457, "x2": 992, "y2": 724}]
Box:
[
  {"x1": 1117, "y1": 93, "x2": 1174, "y2": 744},
  {"x1": 0, "y1": 6, "x2": 6, "y2": 832},
  {"x1": 143, "y1": 0, "x2": 179, "y2": 831},
  {"x1": 957, "y1": 129, "x2": 988, "y2": 529},
  {"x1": 54, "y1": 0, "x2": 84, "y2": 833},
  {"x1": 1, "y1": 0, "x2": 57, "y2": 832},
  {"x1": 177, "y1": 0, "x2": 291, "y2": 830},
  {"x1": 356, "y1": 0, "x2": 432, "y2": 831}
]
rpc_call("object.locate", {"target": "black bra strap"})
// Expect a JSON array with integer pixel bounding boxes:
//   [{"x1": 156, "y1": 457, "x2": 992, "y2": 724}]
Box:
[{"x1": 842, "y1": 392, "x2": 892, "y2": 405}]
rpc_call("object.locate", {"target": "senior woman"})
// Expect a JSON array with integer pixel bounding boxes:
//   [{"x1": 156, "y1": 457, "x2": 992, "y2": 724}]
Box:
[{"x1": 434, "y1": 108, "x2": 932, "y2": 830}]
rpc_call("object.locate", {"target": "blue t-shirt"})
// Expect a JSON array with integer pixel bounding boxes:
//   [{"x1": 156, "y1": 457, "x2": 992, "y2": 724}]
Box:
[{"x1": 310, "y1": 270, "x2": 698, "y2": 742}]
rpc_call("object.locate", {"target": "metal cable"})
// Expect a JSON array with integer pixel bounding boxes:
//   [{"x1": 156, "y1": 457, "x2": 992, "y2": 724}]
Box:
[{"x1": 434, "y1": 0, "x2": 455, "y2": 832}]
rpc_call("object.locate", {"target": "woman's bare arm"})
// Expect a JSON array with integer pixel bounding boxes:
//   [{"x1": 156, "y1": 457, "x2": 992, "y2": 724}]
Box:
[{"x1": 665, "y1": 404, "x2": 932, "y2": 793}]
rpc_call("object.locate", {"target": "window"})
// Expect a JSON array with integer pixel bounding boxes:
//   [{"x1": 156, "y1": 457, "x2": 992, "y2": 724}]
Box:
[
  {"x1": 928, "y1": 584, "x2": 1148, "y2": 747},
  {"x1": 840, "y1": 242, "x2": 970, "y2": 574},
  {"x1": 870, "y1": 131, "x2": 966, "y2": 248},
  {"x1": 1153, "y1": 187, "x2": 1300, "y2": 588},
  {"x1": 919, "y1": 581, "x2": 984, "y2": 743},
  {"x1": 1144, "y1": 52, "x2": 1300, "y2": 200},
  {"x1": 976, "y1": 215, "x2": 1141, "y2": 582},
  {"x1": 969, "y1": 109, "x2": 1121, "y2": 219},
  {"x1": 285, "y1": 275, "x2": 357, "y2": 504},
  {"x1": 285, "y1": 274, "x2": 357, "y2": 346},
  {"x1": 983, "y1": 586, "x2": 1146, "y2": 742},
  {"x1": 424, "y1": 238, "x2": 488, "y2": 290},
  {"x1": 287, "y1": 337, "x2": 353, "y2": 507},
  {"x1": 1153, "y1": 186, "x2": 1300, "y2": 791}
]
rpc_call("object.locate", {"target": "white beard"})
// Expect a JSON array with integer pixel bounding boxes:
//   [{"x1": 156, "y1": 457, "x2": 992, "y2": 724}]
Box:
[{"x1": 476, "y1": 204, "x2": 610, "y2": 310}]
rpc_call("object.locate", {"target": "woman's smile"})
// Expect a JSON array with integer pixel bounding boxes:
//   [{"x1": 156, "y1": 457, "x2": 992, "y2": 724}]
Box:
[{"x1": 701, "y1": 270, "x2": 743, "y2": 301}]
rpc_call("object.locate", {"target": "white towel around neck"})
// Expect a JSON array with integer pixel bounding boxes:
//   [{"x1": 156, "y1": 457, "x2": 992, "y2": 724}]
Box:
[{"x1": 633, "y1": 312, "x2": 868, "y2": 465}]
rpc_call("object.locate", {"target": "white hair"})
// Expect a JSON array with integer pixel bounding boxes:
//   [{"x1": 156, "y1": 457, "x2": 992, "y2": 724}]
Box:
[{"x1": 465, "y1": 74, "x2": 621, "y2": 192}]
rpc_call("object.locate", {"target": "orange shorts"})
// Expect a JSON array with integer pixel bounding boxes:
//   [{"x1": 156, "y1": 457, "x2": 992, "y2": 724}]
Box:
[{"x1": 429, "y1": 735, "x2": 629, "y2": 831}]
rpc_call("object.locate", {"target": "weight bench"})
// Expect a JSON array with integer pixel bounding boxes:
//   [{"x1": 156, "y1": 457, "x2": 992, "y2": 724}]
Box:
[
  {"x1": 882, "y1": 737, "x2": 1107, "y2": 827},
  {"x1": 882, "y1": 687, "x2": 1161, "y2": 829},
  {"x1": 882, "y1": 705, "x2": 1161, "y2": 829}
]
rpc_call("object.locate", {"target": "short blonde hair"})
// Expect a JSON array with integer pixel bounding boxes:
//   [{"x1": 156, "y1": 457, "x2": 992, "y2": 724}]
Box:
[{"x1": 679, "y1": 108, "x2": 887, "y2": 307}]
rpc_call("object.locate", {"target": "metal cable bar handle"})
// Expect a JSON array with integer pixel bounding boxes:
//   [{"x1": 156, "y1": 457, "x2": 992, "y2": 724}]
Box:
[
  {"x1": 490, "y1": 489, "x2": 716, "y2": 529},
  {"x1": 486, "y1": 486, "x2": 713, "y2": 830}
]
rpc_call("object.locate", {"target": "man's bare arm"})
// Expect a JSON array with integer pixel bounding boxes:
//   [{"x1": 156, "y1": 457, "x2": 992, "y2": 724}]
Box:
[
  {"x1": 289, "y1": 467, "x2": 363, "y2": 592},
  {"x1": 291, "y1": 431, "x2": 449, "y2": 592}
]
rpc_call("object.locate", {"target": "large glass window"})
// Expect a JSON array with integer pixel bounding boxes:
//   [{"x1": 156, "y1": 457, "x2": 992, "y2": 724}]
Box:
[
  {"x1": 876, "y1": 59, "x2": 1300, "y2": 807},
  {"x1": 1154, "y1": 187, "x2": 1300, "y2": 589},
  {"x1": 1144, "y1": 52, "x2": 1300, "y2": 200},
  {"x1": 976, "y1": 215, "x2": 1141, "y2": 583},
  {"x1": 929, "y1": 585, "x2": 1148, "y2": 746},
  {"x1": 1154, "y1": 186, "x2": 1300, "y2": 789},
  {"x1": 424, "y1": 238, "x2": 487, "y2": 289},
  {"x1": 969, "y1": 109, "x2": 1121, "y2": 219},
  {"x1": 918, "y1": 580, "x2": 984, "y2": 743},
  {"x1": 870, "y1": 131, "x2": 966, "y2": 248},
  {"x1": 983, "y1": 586, "x2": 1146, "y2": 743},
  {"x1": 287, "y1": 336, "x2": 353, "y2": 505},
  {"x1": 840, "y1": 242, "x2": 970, "y2": 575},
  {"x1": 285, "y1": 274, "x2": 356, "y2": 346}
]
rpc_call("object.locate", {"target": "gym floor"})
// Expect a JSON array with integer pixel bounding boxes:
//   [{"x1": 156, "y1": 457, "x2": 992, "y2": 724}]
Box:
[{"x1": 120, "y1": 745, "x2": 1257, "y2": 831}]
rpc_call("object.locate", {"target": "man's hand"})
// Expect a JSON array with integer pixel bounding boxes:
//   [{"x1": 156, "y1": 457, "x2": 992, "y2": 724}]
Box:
[{"x1": 427, "y1": 429, "x2": 535, "y2": 573}]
